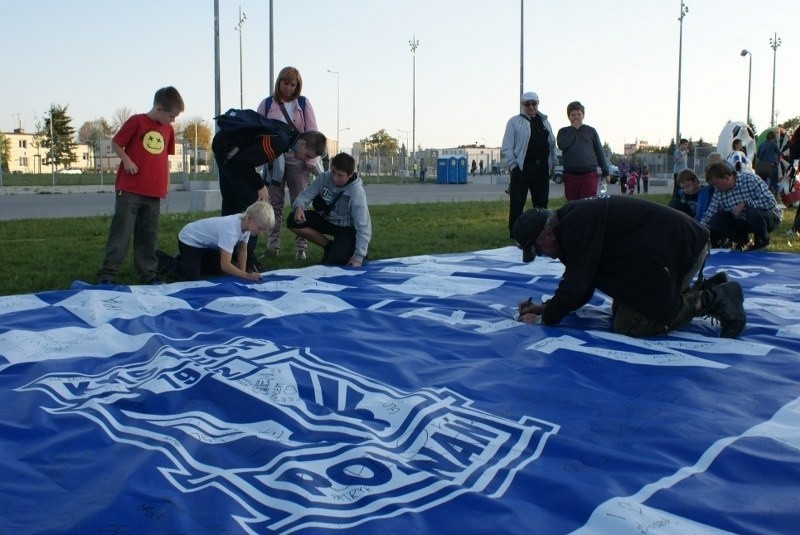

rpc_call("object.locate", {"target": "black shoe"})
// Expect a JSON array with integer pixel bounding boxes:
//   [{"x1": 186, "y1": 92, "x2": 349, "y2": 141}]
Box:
[
  {"x1": 147, "y1": 277, "x2": 165, "y2": 285},
  {"x1": 97, "y1": 278, "x2": 113, "y2": 285},
  {"x1": 695, "y1": 271, "x2": 729, "y2": 292},
  {"x1": 702, "y1": 281, "x2": 746, "y2": 338}
]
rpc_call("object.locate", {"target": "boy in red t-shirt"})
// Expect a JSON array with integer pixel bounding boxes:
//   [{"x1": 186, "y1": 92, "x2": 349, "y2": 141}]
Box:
[{"x1": 97, "y1": 86, "x2": 184, "y2": 285}]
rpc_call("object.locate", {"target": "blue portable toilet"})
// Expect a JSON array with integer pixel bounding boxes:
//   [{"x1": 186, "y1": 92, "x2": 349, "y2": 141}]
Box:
[
  {"x1": 436, "y1": 158, "x2": 448, "y2": 184},
  {"x1": 448, "y1": 157, "x2": 459, "y2": 184},
  {"x1": 457, "y1": 157, "x2": 468, "y2": 184}
]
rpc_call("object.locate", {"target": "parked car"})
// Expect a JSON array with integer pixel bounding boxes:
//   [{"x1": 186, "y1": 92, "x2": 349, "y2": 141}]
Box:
[
  {"x1": 57, "y1": 168, "x2": 82, "y2": 175},
  {"x1": 552, "y1": 163, "x2": 620, "y2": 184},
  {"x1": 608, "y1": 163, "x2": 620, "y2": 184}
]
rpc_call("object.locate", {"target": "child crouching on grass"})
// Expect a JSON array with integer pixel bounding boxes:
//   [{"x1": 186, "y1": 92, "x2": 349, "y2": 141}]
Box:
[{"x1": 156, "y1": 201, "x2": 274, "y2": 282}]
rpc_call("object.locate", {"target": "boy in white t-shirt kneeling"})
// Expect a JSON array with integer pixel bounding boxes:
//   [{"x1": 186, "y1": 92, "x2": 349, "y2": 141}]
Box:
[{"x1": 157, "y1": 201, "x2": 274, "y2": 282}]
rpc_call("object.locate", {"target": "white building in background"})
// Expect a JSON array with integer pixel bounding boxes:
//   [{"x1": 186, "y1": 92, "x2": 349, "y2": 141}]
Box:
[
  {"x1": 3, "y1": 128, "x2": 92, "y2": 174},
  {"x1": 2, "y1": 128, "x2": 193, "y2": 174},
  {"x1": 441, "y1": 145, "x2": 502, "y2": 174}
]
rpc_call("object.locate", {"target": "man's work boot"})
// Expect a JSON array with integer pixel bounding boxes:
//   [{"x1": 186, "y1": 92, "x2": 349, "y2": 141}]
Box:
[
  {"x1": 694, "y1": 271, "x2": 730, "y2": 292},
  {"x1": 700, "y1": 281, "x2": 746, "y2": 338}
]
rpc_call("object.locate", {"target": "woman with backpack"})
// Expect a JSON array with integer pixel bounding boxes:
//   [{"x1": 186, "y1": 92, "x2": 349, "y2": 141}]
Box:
[{"x1": 257, "y1": 66, "x2": 320, "y2": 260}]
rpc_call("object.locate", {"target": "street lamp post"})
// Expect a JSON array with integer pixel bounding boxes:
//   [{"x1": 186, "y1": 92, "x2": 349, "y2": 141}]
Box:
[
  {"x1": 675, "y1": 0, "x2": 689, "y2": 145},
  {"x1": 338, "y1": 127, "x2": 350, "y2": 154},
  {"x1": 235, "y1": 6, "x2": 247, "y2": 109},
  {"x1": 740, "y1": 49, "x2": 752, "y2": 126},
  {"x1": 769, "y1": 33, "x2": 782, "y2": 127},
  {"x1": 409, "y1": 36, "x2": 419, "y2": 171},
  {"x1": 49, "y1": 111, "x2": 55, "y2": 186},
  {"x1": 327, "y1": 69, "x2": 340, "y2": 153}
]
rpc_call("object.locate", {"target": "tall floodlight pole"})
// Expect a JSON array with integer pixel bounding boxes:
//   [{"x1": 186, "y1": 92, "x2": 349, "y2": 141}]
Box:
[
  {"x1": 675, "y1": 0, "x2": 689, "y2": 144},
  {"x1": 49, "y1": 110, "x2": 55, "y2": 186},
  {"x1": 409, "y1": 36, "x2": 419, "y2": 169},
  {"x1": 769, "y1": 33, "x2": 782, "y2": 127},
  {"x1": 268, "y1": 0, "x2": 274, "y2": 93},
  {"x1": 235, "y1": 6, "x2": 247, "y2": 108},
  {"x1": 520, "y1": 0, "x2": 524, "y2": 99},
  {"x1": 214, "y1": 0, "x2": 221, "y2": 118},
  {"x1": 327, "y1": 70, "x2": 340, "y2": 153},
  {"x1": 740, "y1": 49, "x2": 752, "y2": 126}
]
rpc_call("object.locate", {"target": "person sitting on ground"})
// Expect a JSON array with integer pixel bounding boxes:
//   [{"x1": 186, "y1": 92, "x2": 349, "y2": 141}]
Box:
[
  {"x1": 701, "y1": 161, "x2": 781, "y2": 250},
  {"x1": 288, "y1": 153, "x2": 372, "y2": 267},
  {"x1": 156, "y1": 200, "x2": 274, "y2": 282},
  {"x1": 726, "y1": 138, "x2": 754, "y2": 174},
  {"x1": 668, "y1": 168, "x2": 714, "y2": 222},
  {"x1": 512, "y1": 196, "x2": 745, "y2": 338}
]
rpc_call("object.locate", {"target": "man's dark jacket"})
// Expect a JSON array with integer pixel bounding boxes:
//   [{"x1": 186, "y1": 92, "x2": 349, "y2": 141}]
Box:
[{"x1": 543, "y1": 195, "x2": 709, "y2": 326}]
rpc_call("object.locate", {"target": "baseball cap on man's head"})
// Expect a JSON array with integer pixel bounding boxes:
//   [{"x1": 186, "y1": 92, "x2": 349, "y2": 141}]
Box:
[
  {"x1": 521, "y1": 91, "x2": 539, "y2": 103},
  {"x1": 513, "y1": 208, "x2": 549, "y2": 263}
]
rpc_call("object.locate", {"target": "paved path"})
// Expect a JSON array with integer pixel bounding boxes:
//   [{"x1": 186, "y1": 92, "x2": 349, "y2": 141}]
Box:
[{"x1": 0, "y1": 178, "x2": 672, "y2": 221}]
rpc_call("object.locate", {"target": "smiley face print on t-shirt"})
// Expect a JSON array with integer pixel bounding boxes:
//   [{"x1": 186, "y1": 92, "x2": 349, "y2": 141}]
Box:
[{"x1": 143, "y1": 131, "x2": 165, "y2": 154}]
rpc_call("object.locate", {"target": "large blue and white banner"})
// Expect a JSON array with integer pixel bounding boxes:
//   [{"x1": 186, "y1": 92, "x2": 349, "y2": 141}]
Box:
[{"x1": 1, "y1": 247, "x2": 798, "y2": 534}]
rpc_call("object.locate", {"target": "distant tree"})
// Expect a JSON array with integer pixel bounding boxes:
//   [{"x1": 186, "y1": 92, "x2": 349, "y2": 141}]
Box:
[
  {"x1": 364, "y1": 129, "x2": 399, "y2": 158},
  {"x1": 178, "y1": 117, "x2": 212, "y2": 166},
  {"x1": 111, "y1": 107, "x2": 134, "y2": 132},
  {"x1": 779, "y1": 116, "x2": 799, "y2": 132},
  {"x1": 35, "y1": 104, "x2": 78, "y2": 169},
  {"x1": 747, "y1": 117, "x2": 758, "y2": 136},
  {"x1": 78, "y1": 118, "x2": 113, "y2": 145},
  {"x1": 0, "y1": 133, "x2": 10, "y2": 171},
  {"x1": 78, "y1": 118, "x2": 114, "y2": 168},
  {"x1": 178, "y1": 117, "x2": 212, "y2": 150},
  {"x1": 398, "y1": 142, "x2": 408, "y2": 169}
]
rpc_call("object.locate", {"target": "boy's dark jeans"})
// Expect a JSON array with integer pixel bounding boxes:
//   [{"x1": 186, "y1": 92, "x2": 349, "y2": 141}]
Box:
[{"x1": 97, "y1": 191, "x2": 161, "y2": 282}]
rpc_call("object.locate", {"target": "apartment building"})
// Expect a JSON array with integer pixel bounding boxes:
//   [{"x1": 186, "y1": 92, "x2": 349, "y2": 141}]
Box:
[{"x1": 2, "y1": 129, "x2": 192, "y2": 174}]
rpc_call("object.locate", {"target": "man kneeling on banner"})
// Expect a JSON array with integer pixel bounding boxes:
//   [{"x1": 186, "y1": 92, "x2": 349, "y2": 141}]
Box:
[{"x1": 513, "y1": 196, "x2": 746, "y2": 338}]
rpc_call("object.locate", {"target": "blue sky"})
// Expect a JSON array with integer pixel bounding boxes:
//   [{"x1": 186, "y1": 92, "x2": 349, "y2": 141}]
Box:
[{"x1": 3, "y1": 0, "x2": 798, "y2": 154}]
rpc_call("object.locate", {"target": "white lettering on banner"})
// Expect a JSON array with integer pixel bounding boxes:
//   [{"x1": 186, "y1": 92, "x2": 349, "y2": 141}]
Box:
[
  {"x1": 530, "y1": 334, "x2": 736, "y2": 368},
  {"x1": 19, "y1": 337, "x2": 558, "y2": 534},
  {"x1": 57, "y1": 289, "x2": 193, "y2": 326}
]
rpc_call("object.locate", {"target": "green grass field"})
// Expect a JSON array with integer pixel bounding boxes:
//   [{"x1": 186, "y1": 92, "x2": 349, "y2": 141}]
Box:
[{"x1": 1, "y1": 194, "x2": 798, "y2": 297}]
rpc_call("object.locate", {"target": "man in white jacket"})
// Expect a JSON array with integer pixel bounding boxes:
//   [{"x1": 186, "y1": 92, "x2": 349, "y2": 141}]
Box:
[{"x1": 501, "y1": 91, "x2": 557, "y2": 240}]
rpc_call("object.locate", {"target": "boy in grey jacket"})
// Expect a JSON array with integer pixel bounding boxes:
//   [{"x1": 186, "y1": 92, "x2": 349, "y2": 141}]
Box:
[{"x1": 288, "y1": 153, "x2": 372, "y2": 266}]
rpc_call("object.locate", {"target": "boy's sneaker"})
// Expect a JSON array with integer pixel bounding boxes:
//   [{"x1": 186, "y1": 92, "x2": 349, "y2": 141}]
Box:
[
  {"x1": 97, "y1": 278, "x2": 113, "y2": 285},
  {"x1": 147, "y1": 277, "x2": 165, "y2": 285},
  {"x1": 295, "y1": 250, "x2": 307, "y2": 260}
]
